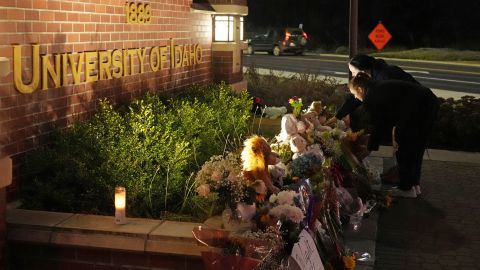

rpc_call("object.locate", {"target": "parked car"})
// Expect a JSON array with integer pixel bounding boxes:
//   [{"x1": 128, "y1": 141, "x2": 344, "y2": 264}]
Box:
[{"x1": 247, "y1": 27, "x2": 308, "y2": 56}]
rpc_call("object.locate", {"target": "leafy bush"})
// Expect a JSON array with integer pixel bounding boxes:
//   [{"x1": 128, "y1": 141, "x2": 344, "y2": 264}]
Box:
[
  {"x1": 20, "y1": 83, "x2": 252, "y2": 219},
  {"x1": 430, "y1": 96, "x2": 480, "y2": 151},
  {"x1": 245, "y1": 64, "x2": 346, "y2": 117}
]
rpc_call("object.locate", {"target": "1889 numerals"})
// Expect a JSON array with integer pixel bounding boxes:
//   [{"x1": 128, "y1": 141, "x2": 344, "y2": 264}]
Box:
[{"x1": 125, "y1": 2, "x2": 152, "y2": 24}]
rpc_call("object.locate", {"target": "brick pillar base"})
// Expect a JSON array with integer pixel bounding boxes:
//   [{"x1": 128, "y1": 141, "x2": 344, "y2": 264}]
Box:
[{"x1": 0, "y1": 188, "x2": 6, "y2": 270}]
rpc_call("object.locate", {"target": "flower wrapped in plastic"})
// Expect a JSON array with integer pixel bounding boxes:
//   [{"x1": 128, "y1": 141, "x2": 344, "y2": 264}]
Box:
[
  {"x1": 288, "y1": 96, "x2": 303, "y2": 116},
  {"x1": 192, "y1": 226, "x2": 284, "y2": 270}
]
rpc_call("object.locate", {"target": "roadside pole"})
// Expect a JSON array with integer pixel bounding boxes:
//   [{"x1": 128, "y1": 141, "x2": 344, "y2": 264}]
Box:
[{"x1": 348, "y1": 0, "x2": 358, "y2": 79}]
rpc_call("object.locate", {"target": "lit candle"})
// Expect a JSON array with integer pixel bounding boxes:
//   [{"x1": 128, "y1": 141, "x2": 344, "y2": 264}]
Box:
[{"x1": 115, "y1": 186, "x2": 126, "y2": 224}]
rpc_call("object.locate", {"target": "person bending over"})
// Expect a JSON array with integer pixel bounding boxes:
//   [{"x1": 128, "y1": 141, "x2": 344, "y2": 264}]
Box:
[
  {"x1": 348, "y1": 73, "x2": 438, "y2": 198},
  {"x1": 328, "y1": 54, "x2": 420, "y2": 124}
]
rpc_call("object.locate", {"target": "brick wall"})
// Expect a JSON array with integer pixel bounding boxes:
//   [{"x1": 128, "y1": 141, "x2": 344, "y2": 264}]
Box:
[
  {"x1": 212, "y1": 51, "x2": 241, "y2": 83},
  {"x1": 0, "y1": 0, "x2": 213, "y2": 198},
  {"x1": 8, "y1": 242, "x2": 205, "y2": 270}
]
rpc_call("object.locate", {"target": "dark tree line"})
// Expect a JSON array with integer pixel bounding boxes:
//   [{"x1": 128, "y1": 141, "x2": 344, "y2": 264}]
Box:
[{"x1": 246, "y1": 0, "x2": 480, "y2": 50}]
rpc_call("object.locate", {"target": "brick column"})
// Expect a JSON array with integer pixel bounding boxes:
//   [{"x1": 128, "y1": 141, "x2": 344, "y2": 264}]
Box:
[
  {"x1": 0, "y1": 157, "x2": 12, "y2": 270},
  {"x1": 209, "y1": 0, "x2": 248, "y2": 90}
]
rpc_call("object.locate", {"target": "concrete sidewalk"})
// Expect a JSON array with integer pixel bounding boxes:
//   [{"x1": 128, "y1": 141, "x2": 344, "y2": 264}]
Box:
[{"x1": 371, "y1": 148, "x2": 480, "y2": 270}]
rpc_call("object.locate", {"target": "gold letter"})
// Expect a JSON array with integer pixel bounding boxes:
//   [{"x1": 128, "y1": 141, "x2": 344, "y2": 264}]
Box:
[
  {"x1": 13, "y1": 44, "x2": 40, "y2": 94},
  {"x1": 160, "y1": 46, "x2": 168, "y2": 70},
  {"x1": 112, "y1": 49, "x2": 123, "y2": 78},
  {"x1": 62, "y1": 53, "x2": 69, "y2": 86},
  {"x1": 174, "y1": 45, "x2": 182, "y2": 68},
  {"x1": 195, "y1": 44, "x2": 203, "y2": 63},
  {"x1": 128, "y1": 49, "x2": 137, "y2": 74},
  {"x1": 170, "y1": 38, "x2": 174, "y2": 68},
  {"x1": 123, "y1": 49, "x2": 129, "y2": 76},
  {"x1": 85, "y1": 51, "x2": 98, "y2": 82},
  {"x1": 189, "y1": 44, "x2": 196, "y2": 65},
  {"x1": 42, "y1": 54, "x2": 61, "y2": 90},
  {"x1": 182, "y1": 45, "x2": 189, "y2": 67},
  {"x1": 69, "y1": 53, "x2": 84, "y2": 85},
  {"x1": 137, "y1": 48, "x2": 147, "y2": 73},
  {"x1": 98, "y1": 50, "x2": 112, "y2": 80},
  {"x1": 149, "y1": 46, "x2": 160, "y2": 72}
]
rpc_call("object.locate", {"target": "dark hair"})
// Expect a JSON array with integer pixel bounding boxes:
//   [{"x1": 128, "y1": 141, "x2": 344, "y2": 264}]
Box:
[
  {"x1": 349, "y1": 54, "x2": 375, "y2": 71},
  {"x1": 349, "y1": 72, "x2": 372, "y2": 90}
]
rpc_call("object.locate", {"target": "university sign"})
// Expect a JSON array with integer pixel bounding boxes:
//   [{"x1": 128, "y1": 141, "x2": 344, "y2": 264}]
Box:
[{"x1": 13, "y1": 40, "x2": 203, "y2": 94}]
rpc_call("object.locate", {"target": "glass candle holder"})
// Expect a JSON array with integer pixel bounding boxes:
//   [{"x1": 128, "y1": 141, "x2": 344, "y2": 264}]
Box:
[{"x1": 115, "y1": 186, "x2": 126, "y2": 224}]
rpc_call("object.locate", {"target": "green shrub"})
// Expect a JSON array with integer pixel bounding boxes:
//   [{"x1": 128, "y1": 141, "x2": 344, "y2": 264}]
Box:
[
  {"x1": 20, "y1": 83, "x2": 252, "y2": 219},
  {"x1": 430, "y1": 96, "x2": 480, "y2": 151}
]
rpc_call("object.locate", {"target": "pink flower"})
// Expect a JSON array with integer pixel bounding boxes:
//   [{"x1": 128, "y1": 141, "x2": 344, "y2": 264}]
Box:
[
  {"x1": 196, "y1": 184, "x2": 211, "y2": 197},
  {"x1": 211, "y1": 170, "x2": 223, "y2": 182}
]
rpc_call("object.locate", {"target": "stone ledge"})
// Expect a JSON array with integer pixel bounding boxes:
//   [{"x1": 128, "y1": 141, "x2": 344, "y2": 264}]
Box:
[{"x1": 7, "y1": 208, "x2": 207, "y2": 257}]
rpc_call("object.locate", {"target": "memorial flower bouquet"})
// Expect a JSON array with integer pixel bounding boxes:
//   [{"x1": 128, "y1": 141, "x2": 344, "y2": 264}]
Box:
[
  {"x1": 288, "y1": 96, "x2": 303, "y2": 116},
  {"x1": 268, "y1": 190, "x2": 305, "y2": 255},
  {"x1": 195, "y1": 153, "x2": 247, "y2": 213}
]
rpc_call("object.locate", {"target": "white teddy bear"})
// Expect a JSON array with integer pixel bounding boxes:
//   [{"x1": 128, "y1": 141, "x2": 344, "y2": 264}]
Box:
[
  {"x1": 290, "y1": 134, "x2": 307, "y2": 160},
  {"x1": 263, "y1": 106, "x2": 288, "y2": 119}
]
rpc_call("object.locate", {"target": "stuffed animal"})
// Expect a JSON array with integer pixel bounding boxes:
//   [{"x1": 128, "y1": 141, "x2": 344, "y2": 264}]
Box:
[
  {"x1": 290, "y1": 134, "x2": 307, "y2": 160},
  {"x1": 306, "y1": 143, "x2": 325, "y2": 161},
  {"x1": 268, "y1": 162, "x2": 286, "y2": 188},
  {"x1": 277, "y1": 114, "x2": 307, "y2": 143},
  {"x1": 305, "y1": 101, "x2": 332, "y2": 132},
  {"x1": 241, "y1": 135, "x2": 281, "y2": 194},
  {"x1": 263, "y1": 106, "x2": 288, "y2": 119}
]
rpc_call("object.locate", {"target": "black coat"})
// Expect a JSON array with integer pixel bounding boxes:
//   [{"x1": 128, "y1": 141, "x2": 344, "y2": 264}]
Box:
[
  {"x1": 335, "y1": 59, "x2": 420, "y2": 119},
  {"x1": 362, "y1": 80, "x2": 438, "y2": 151}
]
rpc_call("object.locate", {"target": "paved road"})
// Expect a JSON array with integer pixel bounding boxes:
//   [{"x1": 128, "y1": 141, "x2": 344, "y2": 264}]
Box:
[{"x1": 243, "y1": 54, "x2": 480, "y2": 95}]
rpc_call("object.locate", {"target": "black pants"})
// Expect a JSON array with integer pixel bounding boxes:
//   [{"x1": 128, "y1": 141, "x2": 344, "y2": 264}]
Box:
[
  {"x1": 395, "y1": 98, "x2": 439, "y2": 191},
  {"x1": 395, "y1": 134, "x2": 427, "y2": 190}
]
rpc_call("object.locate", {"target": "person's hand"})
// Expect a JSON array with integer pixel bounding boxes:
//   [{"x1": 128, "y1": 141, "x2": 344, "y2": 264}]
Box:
[
  {"x1": 392, "y1": 141, "x2": 399, "y2": 153},
  {"x1": 325, "y1": 116, "x2": 337, "y2": 127}
]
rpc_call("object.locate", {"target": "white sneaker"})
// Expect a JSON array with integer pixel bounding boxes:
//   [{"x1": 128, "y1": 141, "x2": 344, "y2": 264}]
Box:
[
  {"x1": 414, "y1": 185, "x2": 421, "y2": 195},
  {"x1": 390, "y1": 187, "x2": 417, "y2": 198}
]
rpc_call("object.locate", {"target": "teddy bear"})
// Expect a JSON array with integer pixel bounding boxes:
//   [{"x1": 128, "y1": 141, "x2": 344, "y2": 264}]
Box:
[
  {"x1": 289, "y1": 134, "x2": 307, "y2": 160},
  {"x1": 263, "y1": 106, "x2": 288, "y2": 119},
  {"x1": 276, "y1": 113, "x2": 307, "y2": 144},
  {"x1": 304, "y1": 101, "x2": 332, "y2": 132},
  {"x1": 268, "y1": 162, "x2": 286, "y2": 188},
  {"x1": 241, "y1": 135, "x2": 281, "y2": 194}
]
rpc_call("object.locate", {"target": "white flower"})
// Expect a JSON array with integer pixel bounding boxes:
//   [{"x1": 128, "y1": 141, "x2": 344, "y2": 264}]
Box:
[
  {"x1": 270, "y1": 205, "x2": 304, "y2": 224},
  {"x1": 269, "y1": 193, "x2": 278, "y2": 204},
  {"x1": 276, "y1": 190, "x2": 297, "y2": 206}
]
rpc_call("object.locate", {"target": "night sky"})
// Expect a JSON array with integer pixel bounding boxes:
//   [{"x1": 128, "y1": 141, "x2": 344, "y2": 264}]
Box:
[{"x1": 246, "y1": 0, "x2": 480, "y2": 50}]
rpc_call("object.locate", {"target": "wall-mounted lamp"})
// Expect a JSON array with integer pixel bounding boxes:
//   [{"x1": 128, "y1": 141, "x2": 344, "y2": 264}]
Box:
[
  {"x1": 0, "y1": 57, "x2": 10, "y2": 77},
  {"x1": 115, "y1": 186, "x2": 126, "y2": 224}
]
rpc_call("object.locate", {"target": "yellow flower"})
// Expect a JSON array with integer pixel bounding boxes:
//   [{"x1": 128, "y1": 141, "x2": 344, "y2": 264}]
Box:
[
  {"x1": 342, "y1": 255, "x2": 356, "y2": 269},
  {"x1": 260, "y1": 213, "x2": 270, "y2": 224},
  {"x1": 289, "y1": 98, "x2": 295, "y2": 104}
]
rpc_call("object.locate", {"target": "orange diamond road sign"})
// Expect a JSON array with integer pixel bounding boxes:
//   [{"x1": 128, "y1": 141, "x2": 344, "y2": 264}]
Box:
[{"x1": 368, "y1": 22, "x2": 392, "y2": 50}]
